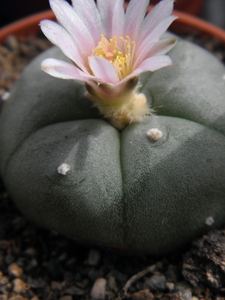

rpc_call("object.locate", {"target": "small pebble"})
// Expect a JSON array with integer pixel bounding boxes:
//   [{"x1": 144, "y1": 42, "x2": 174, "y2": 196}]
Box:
[
  {"x1": 4, "y1": 35, "x2": 19, "y2": 51},
  {"x1": 105, "y1": 290, "x2": 116, "y2": 299},
  {"x1": 136, "y1": 282, "x2": 144, "y2": 291},
  {"x1": 165, "y1": 265, "x2": 179, "y2": 282},
  {"x1": 24, "y1": 248, "x2": 37, "y2": 256},
  {"x1": 166, "y1": 281, "x2": 175, "y2": 291},
  {"x1": 192, "y1": 285, "x2": 205, "y2": 298},
  {"x1": 0, "y1": 284, "x2": 7, "y2": 294},
  {"x1": 5, "y1": 255, "x2": 14, "y2": 265},
  {"x1": 29, "y1": 258, "x2": 38, "y2": 268},
  {"x1": 175, "y1": 282, "x2": 193, "y2": 300},
  {"x1": 205, "y1": 216, "x2": 214, "y2": 226},
  {"x1": 6, "y1": 282, "x2": 12, "y2": 290},
  {"x1": 90, "y1": 278, "x2": 107, "y2": 300},
  {"x1": 12, "y1": 278, "x2": 27, "y2": 293},
  {"x1": 51, "y1": 281, "x2": 62, "y2": 291},
  {"x1": 132, "y1": 289, "x2": 154, "y2": 300},
  {"x1": 8, "y1": 263, "x2": 23, "y2": 278},
  {"x1": 144, "y1": 274, "x2": 167, "y2": 291},
  {"x1": 87, "y1": 249, "x2": 101, "y2": 266},
  {"x1": 64, "y1": 285, "x2": 85, "y2": 296},
  {"x1": 0, "y1": 275, "x2": 9, "y2": 286},
  {"x1": 27, "y1": 278, "x2": 47, "y2": 289},
  {"x1": 107, "y1": 276, "x2": 117, "y2": 293}
]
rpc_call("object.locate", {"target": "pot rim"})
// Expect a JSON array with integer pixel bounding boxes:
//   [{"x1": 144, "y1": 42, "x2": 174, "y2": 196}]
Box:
[{"x1": 0, "y1": 7, "x2": 225, "y2": 44}]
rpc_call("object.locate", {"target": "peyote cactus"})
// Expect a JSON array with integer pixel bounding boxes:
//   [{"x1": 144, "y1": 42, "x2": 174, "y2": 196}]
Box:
[{"x1": 0, "y1": 0, "x2": 225, "y2": 254}]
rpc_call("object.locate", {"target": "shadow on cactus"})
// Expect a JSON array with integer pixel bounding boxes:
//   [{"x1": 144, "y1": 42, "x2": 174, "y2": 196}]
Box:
[{"x1": 0, "y1": 0, "x2": 225, "y2": 255}]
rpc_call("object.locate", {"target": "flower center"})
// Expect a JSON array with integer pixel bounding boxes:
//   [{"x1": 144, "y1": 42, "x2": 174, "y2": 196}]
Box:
[{"x1": 92, "y1": 34, "x2": 136, "y2": 80}]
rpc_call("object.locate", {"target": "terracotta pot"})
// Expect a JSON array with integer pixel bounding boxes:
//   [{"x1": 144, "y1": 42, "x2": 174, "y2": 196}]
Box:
[
  {"x1": 126, "y1": 0, "x2": 205, "y2": 15},
  {"x1": 0, "y1": 0, "x2": 203, "y2": 28},
  {"x1": 1, "y1": 6, "x2": 225, "y2": 45},
  {"x1": 0, "y1": 11, "x2": 54, "y2": 44},
  {"x1": 153, "y1": 0, "x2": 204, "y2": 15}
]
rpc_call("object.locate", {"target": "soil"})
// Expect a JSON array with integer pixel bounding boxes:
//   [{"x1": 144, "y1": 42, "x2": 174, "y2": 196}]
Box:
[{"x1": 0, "y1": 31, "x2": 225, "y2": 300}]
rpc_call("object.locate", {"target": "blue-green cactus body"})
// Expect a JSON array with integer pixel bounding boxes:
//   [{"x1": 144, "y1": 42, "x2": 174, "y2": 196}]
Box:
[{"x1": 0, "y1": 35, "x2": 225, "y2": 254}]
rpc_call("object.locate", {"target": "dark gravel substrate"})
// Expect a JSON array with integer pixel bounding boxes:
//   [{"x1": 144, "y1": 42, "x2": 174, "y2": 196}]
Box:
[{"x1": 0, "y1": 31, "x2": 225, "y2": 300}]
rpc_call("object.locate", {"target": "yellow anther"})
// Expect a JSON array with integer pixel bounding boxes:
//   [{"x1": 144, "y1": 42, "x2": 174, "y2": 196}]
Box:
[{"x1": 92, "y1": 33, "x2": 136, "y2": 80}]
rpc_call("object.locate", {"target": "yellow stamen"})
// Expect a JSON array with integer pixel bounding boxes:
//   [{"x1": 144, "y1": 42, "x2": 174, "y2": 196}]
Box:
[{"x1": 92, "y1": 34, "x2": 136, "y2": 80}]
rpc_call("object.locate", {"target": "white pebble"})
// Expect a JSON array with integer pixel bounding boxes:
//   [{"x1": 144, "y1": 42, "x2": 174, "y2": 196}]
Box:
[
  {"x1": 90, "y1": 278, "x2": 107, "y2": 300},
  {"x1": 147, "y1": 128, "x2": 163, "y2": 140},
  {"x1": 166, "y1": 281, "x2": 175, "y2": 291},
  {"x1": 205, "y1": 216, "x2": 214, "y2": 226},
  {"x1": 57, "y1": 163, "x2": 71, "y2": 175},
  {"x1": 223, "y1": 74, "x2": 225, "y2": 80}
]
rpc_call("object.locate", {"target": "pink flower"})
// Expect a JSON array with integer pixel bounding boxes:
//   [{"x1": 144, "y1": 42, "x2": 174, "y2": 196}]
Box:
[{"x1": 40, "y1": 0, "x2": 177, "y2": 128}]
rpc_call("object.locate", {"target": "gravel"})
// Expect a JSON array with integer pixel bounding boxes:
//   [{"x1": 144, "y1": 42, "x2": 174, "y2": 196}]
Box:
[{"x1": 0, "y1": 31, "x2": 225, "y2": 300}]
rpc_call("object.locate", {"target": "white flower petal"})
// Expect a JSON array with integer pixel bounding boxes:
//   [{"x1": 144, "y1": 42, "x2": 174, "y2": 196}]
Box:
[
  {"x1": 97, "y1": 0, "x2": 115, "y2": 37},
  {"x1": 124, "y1": 0, "x2": 149, "y2": 39},
  {"x1": 41, "y1": 58, "x2": 98, "y2": 82},
  {"x1": 71, "y1": 0, "x2": 104, "y2": 43},
  {"x1": 145, "y1": 38, "x2": 176, "y2": 56},
  {"x1": 49, "y1": 0, "x2": 95, "y2": 55},
  {"x1": 138, "y1": 0, "x2": 175, "y2": 44},
  {"x1": 97, "y1": 0, "x2": 124, "y2": 37},
  {"x1": 40, "y1": 20, "x2": 85, "y2": 71},
  {"x1": 138, "y1": 15, "x2": 177, "y2": 54},
  {"x1": 134, "y1": 38, "x2": 176, "y2": 69},
  {"x1": 89, "y1": 56, "x2": 119, "y2": 84},
  {"x1": 118, "y1": 55, "x2": 172, "y2": 86},
  {"x1": 133, "y1": 55, "x2": 172, "y2": 73},
  {"x1": 112, "y1": 0, "x2": 125, "y2": 36}
]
